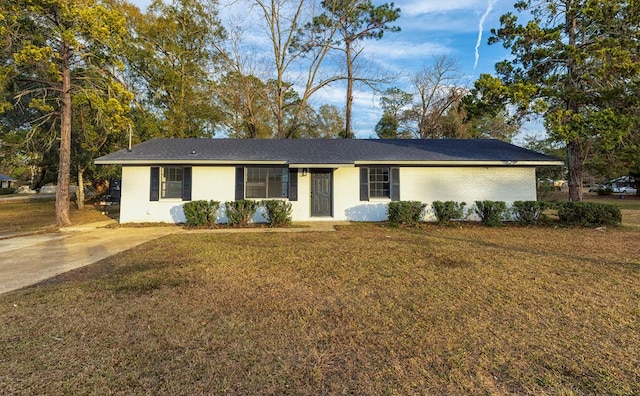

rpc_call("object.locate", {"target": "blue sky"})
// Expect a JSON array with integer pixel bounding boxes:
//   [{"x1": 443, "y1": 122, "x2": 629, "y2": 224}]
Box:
[{"x1": 129, "y1": 0, "x2": 536, "y2": 139}]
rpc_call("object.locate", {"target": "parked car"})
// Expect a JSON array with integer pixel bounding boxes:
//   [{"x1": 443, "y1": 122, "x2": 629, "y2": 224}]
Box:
[
  {"x1": 613, "y1": 186, "x2": 637, "y2": 194},
  {"x1": 588, "y1": 184, "x2": 605, "y2": 192}
]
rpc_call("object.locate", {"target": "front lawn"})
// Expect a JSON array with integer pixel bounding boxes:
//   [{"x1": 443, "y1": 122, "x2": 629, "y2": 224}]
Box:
[
  {"x1": 0, "y1": 201, "x2": 112, "y2": 233},
  {"x1": 1, "y1": 224, "x2": 638, "y2": 394}
]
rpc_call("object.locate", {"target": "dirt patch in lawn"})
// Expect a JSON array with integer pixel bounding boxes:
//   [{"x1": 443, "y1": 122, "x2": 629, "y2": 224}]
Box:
[{"x1": 1, "y1": 224, "x2": 639, "y2": 394}]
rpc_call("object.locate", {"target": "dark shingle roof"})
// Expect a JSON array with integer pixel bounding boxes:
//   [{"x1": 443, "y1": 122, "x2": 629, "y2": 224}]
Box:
[
  {"x1": 0, "y1": 174, "x2": 15, "y2": 181},
  {"x1": 95, "y1": 138, "x2": 562, "y2": 165}
]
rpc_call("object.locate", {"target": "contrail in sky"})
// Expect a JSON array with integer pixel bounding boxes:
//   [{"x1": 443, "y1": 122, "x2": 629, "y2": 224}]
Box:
[{"x1": 474, "y1": 0, "x2": 497, "y2": 69}]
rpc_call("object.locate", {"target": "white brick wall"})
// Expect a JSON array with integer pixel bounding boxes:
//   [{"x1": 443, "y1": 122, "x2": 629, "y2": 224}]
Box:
[
  {"x1": 119, "y1": 165, "x2": 537, "y2": 223},
  {"x1": 400, "y1": 167, "x2": 536, "y2": 221}
]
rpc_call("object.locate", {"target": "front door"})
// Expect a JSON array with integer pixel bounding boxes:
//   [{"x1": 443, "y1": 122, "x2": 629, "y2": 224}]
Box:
[{"x1": 311, "y1": 170, "x2": 332, "y2": 217}]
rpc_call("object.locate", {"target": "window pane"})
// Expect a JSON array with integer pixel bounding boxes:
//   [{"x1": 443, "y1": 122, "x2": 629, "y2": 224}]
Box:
[
  {"x1": 161, "y1": 167, "x2": 183, "y2": 198},
  {"x1": 245, "y1": 167, "x2": 289, "y2": 199},
  {"x1": 246, "y1": 168, "x2": 267, "y2": 198},
  {"x1": 369, "y1": 167, "x2": 390, "y2": 198}
]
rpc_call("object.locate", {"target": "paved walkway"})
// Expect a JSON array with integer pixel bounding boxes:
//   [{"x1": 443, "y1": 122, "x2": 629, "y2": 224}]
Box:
[
  {"x1": 0, "y1": 221, "x2": 180, "y2": 295},
  {"x1": 0, "y1": 220, "x2": 346, "y2": 295}
]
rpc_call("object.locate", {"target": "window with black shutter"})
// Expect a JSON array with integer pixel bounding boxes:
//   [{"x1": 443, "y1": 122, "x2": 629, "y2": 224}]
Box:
[
  {"x1": 360, "y1": 166, "x2": 400, "y2": 200},
  {"x1": 151, "y1": 166, "x2": 192, "y2": 200}
]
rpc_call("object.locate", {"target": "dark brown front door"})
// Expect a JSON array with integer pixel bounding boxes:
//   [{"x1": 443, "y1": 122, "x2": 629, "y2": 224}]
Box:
[{"x1": 311, "y1": 170, "x2": 332, "y2": 217}]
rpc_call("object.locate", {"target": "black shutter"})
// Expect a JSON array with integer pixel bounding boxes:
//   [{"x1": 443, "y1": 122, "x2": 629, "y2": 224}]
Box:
[
  {"x1": 182, "y1": 167, "x2": 192, "y2": 201},
  {"x1": 390, "y1": 167, "x2": 400, "y2": 201},
  {"x1": 288, "y1": 168, "x2": 298, "y2": 201},
  {"x1": 359, "y1": 167, "x2": 369, "y2": 201},
  {"x1": 235, "y1": 167, "x2": 245, "y2": 200},
  {"x1": 150, "y1": 167, "x2": 159, "y2": 201}
]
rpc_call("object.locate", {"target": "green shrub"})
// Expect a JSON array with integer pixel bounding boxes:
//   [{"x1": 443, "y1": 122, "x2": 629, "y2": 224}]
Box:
[
  {"x1": 511, "y1": 201, "x2": 549, "y2": 225},
  {"x1": 183, "y1": 200, "x2": 220, "y2": 228},
  {"x1": 225, "y1": 200, "x2": 258, "y2": 226},
  {"x1": 557, "y1": 202, "x2": 621, "y2": 227},
  {"x1": 387, "y1": 201, "x2": 426, "y2": 226},
  {"x1": 261, "y1": 200, "x2": 292, "y2": 227},
  {"x1": 597, "y1": 186, "x2": 613, "y2": 196},
  {"x1": 431, "y1": 201, "x2": 466, "y2": 223},
  {"x1": 0, "y1": 188, "x2": 16, "y2": 195},
  {"x1": 474, "y1": 200, "x2": 508, "y2": 227}
]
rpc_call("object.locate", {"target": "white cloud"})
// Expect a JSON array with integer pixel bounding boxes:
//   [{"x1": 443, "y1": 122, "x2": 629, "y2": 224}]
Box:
[
  {"x1": 366, "y1": 40, "x2": 452, "y2": 60},
  {"x1": 401, "y1": 0, "x2": 483, "y2": 17}
]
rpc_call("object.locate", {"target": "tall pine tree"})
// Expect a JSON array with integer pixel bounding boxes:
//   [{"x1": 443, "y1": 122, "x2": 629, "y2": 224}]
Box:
[
  {"x1": 1, "y1": 0, "x2": 131, "y2": 226},
  {"x1": 489, "y1": 0, "x2": 640, "y2": 200}
]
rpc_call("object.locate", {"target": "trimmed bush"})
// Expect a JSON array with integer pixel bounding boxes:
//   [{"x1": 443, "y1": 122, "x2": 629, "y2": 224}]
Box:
[
  {"x1": 261, "y1": 200, "x2": 292, "y2": 227},
  {"x1": 511, "y1": 201, "x2": 549, "y2": 225},
  {"x1": 431, "y1": 201, "x2": 466, "y2": 223},
  {"x1": 183, "y1": 200, "x2": 220, "y2": 228},
  {"x1": 225, "y1": 200, "x2": 258, "y2": 226},
  {"x1": 557, "y1": 202, "x2": 621, "y2": 227},
  {"x1": 474, "y1": 200, "x2": 508, "y2": 227},
  {"x1": 0, "y1": 188, "x2": 16, "y2": 195},
  {"x1": 387, "y1": 201, "x2": 426, "y2": 226},
  {"x1": 597, "y1": 186, "x2": 613, "y2": 196}
]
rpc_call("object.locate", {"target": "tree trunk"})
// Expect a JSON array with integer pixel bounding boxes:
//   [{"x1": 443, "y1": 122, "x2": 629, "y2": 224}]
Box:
[
  {"x1": 344, "y1": 40, "x2": 353, "y2": 139},
  {"x1": 567, "y1": 139, "x2": 583, "y2": 201},
  {"x1": 565, "y1": 7, "x2": 582, "y2": 202},
  {"x1": 55, "y1": 44, "x2": 72, "y2": 227},
  {"x1": 76, "y1": 165, "x2": 85, "y2": 210}
]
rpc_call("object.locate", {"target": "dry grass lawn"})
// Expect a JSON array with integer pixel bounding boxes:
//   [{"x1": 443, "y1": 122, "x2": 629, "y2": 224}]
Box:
[
  {"x1": 0, "y1": 201, "x2": 111, "y2": 234},
  {"x1": 1, "y1": 223, "x2": 639, "y2": 395}
]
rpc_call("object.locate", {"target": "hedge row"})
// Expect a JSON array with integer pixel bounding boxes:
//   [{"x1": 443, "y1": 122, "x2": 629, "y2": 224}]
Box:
[
  {"x1": 184, "y1": 199, "x2": 622, "y2": 228},
  {"x1": 388, "y1": 200, "x2": 621, "y2": 228},
  {"x1": 183, "y1": 199, "x2": 292, "y2": 228}
]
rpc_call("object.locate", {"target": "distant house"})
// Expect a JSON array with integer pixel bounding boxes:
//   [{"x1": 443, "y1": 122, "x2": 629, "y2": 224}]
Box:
[
  {"x1": 95, "y1": 138, "x2": 563, "y2": 224},
  {"x1": 0, "y1": 174, "x2": 15, "y2": 189}
]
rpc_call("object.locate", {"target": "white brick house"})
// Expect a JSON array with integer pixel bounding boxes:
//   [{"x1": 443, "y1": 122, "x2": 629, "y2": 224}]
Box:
[{"x1": 95, "y1": 138, "x2": 562, "y2": 224}]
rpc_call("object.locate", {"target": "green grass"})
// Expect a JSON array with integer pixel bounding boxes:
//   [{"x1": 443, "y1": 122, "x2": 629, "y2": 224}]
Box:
[{"x1": 1, "y1": 224, "x2": 639, "y2": 394}]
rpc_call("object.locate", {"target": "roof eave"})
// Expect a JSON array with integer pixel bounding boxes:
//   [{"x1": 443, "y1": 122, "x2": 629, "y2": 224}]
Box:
[
  {"x1": 94, "y1": 159, "x2": 289, "y2": 165},
  {"x1": 289, "y1": 163, "x2": 353, "y2": 168},
  {"x1": 354, "y1": 160, "x2": 564, "y2": 166},
  {"x1": 95, "y1": 159, "x2": 564, "y2": 167}
]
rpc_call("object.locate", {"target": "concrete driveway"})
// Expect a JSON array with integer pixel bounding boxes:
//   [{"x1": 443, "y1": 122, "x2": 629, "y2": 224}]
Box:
[
  {"x1": 0, "y1": 220, "x2": 345, "y2": 295},
  {"x1": 0, "y1": 222, "x2": 180, "y2": 295}
]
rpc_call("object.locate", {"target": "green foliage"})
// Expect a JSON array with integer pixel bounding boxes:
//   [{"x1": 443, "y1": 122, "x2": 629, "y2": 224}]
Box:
[
  {"x1": 216, "y1": 71, "x2": 273, "y2": 139},
  {"x1": 261, "y1": 200, "x2": 292, "y2": 227},
  {"x1": 0, "y1": 188, "x2": 16, "y2": 195},
  {"x1": 376, "y1": 87, "x2": 412, "y2": 138},
  {"x1": 488, "y1": 0, "x2": 640, "y2": 201},
  {"x1": 597, "y1": 186, "x2": 613, "y2": 196},
  {"x1": 225, "y1": 200, "x2": 258, "y2": 227},
  {"x1": 557, "y1": 202, "x2": 622, "y2": 227},
  {"x1": 311, "y1": 104, "x2": 345, "y2": 138},
  {"x1": 431, "y1": 201, "x2": 466, "y2": 223},
  {"x1": 387, "y1": 201, "x2": 426, "y2": 226},
  {"x1": 123, "y1": 0, "x2": 226, "y2": 138},
  {"x1": 460, "y1": 74, "x2": 521, "y2": 141},
  {"x1": 2, "y1": 0, "x2": 132, "y2": 225},
  {"x1": 511, "y1": 201, "x2": 549, "y2": 225},
  {"x1": 375, "y1": 111, "x2": 399, "y2": 138},
  {"x1": 183, "y1": 200, "x2": 220, "y2": 228},
  {"x1": 473, "y1": 200, "x2": 508, "y2": 227}
]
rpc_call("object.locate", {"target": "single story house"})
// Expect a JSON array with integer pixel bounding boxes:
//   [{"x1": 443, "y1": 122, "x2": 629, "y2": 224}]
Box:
[
  {"x1": 0, "y1": 174, "x2": 15, "y2": 189},
  {"x1": 95, "y1": 138, "x2": 563, "y2": 224}
]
